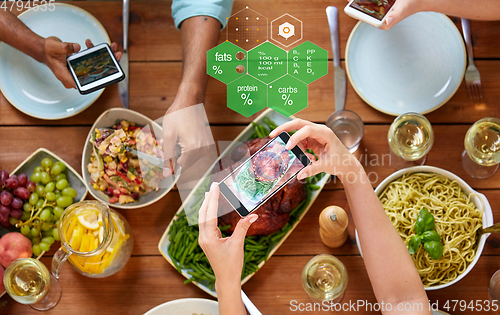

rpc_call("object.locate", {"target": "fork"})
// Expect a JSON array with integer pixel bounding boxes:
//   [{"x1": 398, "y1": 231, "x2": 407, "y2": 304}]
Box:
[{"x1": 461, "y1": 18, "x2": 482, "y2": 99}]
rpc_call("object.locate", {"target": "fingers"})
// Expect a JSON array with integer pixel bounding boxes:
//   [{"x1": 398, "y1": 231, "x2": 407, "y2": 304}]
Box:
[
  {"x1": 297, "y1": 161, "x2": 324, "y2": 180},
  {"x1": 231, "y1": 213, "x2": 258, "y2": 244},
  {"x1": 205, "y1": 183, "x2": 220, "y2": 232},
  {"x1": 59, "y1": 70, "x2": 77, "y2": 89},
  {"x1": 284, "y1": 124, "x2": 330, "y2": 151},
  {"x1": 114, "y1": 51, "x2": 123, "y2": 61},
  {"x1": 85, "y1": 39, "x2": 94, "y2": 49},
  {"x1": 110, "y1": 42, "x2": 118, "y2": 52},
  {"x1": 162, "y1": 118, "x2": 178, "y2": 177},
  {"x1": 198, "y1": 190, "x2": 210, "y2": 229},
  {"x1": 269, "y1": 119, "x2": 313, "y2": 138}
]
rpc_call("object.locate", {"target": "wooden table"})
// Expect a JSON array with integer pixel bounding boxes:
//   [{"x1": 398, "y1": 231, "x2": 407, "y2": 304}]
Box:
[{"x1": 1, "y1": 1, "x2": 500, "y2": 314}]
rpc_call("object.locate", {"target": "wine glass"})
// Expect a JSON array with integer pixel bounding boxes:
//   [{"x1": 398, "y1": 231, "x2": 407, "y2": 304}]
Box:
[
  {"x1": 388, "y1": 112, "x2": 434, "y2": 170},
  {"x1": 301, "y1": 254, "x2": 348, "y2": 304},
  {"x1": 462, "y1": 117, "x2": 500, "y2": 179},
  {"x1": 3, "y1": 258, "x2": 62, "y2": 311}
]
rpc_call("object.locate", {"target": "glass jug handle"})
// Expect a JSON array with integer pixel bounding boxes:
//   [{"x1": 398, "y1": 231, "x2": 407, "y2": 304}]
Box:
[{"x1": 51, "y1": 246, "x2": 71, "y2": 279}]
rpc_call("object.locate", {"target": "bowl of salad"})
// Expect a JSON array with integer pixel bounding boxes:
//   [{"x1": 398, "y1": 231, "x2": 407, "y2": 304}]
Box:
[{"x1": 81, "y1": 108, "x2": 178, "y2": 209}]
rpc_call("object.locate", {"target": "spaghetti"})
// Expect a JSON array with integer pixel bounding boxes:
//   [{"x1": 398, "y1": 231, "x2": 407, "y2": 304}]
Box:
[{"x1": 379, "y1": 172, "x2": 483, "y2": 287}]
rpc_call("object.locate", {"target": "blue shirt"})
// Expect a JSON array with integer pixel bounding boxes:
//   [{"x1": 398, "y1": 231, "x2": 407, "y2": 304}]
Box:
[{"x1": 172, "y1": 0, "x2": 235, "y2": 29}]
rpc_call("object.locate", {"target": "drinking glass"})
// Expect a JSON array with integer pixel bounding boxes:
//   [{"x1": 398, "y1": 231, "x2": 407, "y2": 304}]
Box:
[
  {"x1": 3, "y1": 258, "x2": 62, "y2": 311},
  {"x1": 388, "y1": 112, "x2": 434, "y2": 170},
  {"x1": 325, "y1": 110, "x2": 364, "y2": 153},
  {"x1": 301, "y1": 254, "x2": 348, "y2": 303},
  {"x1": 462, "y1": 117, "x2": 500, "y2": 179}
]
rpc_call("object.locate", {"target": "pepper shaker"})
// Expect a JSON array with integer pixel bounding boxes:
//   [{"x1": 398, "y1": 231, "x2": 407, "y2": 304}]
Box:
[{"x1": 319, "y1": 206, "x2": 348, "y2": 248}]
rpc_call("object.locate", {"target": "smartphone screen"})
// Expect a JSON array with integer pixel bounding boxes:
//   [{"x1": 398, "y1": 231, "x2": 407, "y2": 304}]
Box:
[
  {"x1": 349, "y1": 0, "x2": 395, "y2": 20},
  {"x1": 219, "y1": 132, "x2": 310, "y2": 217},
  {"x1": 68, "y1": 46, "x2": 119, "y2": 87}
]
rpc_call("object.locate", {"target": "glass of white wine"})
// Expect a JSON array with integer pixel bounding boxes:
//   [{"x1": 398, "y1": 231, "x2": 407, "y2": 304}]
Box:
[
  {"x1": 388, "y1": 112, "x2": 434, "y2": 170},
  {"x1": 301, "y1": 254, "x2": 348, "y2": 303},
  {"x1": 462, "y1": 117, "x2": 500, "y2": 179},
  {"x1": 3, "y1": 258, "x2": 62, "y2": 311}
]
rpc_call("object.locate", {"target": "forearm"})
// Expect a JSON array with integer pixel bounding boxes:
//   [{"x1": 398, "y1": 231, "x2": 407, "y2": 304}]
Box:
[
  {"x1": 176, "y1": 16, "x2": 221, "y2": 105},
  {"x1": 421, "y1": 0, "x2": 500, "y2": 20},
  {"x1": 339, "y1": 161, "x2": 429, "y2": 313},
  {"x1": 0, "y1": 11, "x2": 45, "y2": 63},
  {"x1": 215, "y1": 281, "x2": 247, "y2": 315}
]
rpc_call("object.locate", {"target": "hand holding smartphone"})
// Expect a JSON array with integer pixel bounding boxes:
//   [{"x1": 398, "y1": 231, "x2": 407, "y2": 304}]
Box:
[
  {"x1": 67, "y1": 43, "x2": 125, "y2": 95},
  {"x1": 219, "y1": 132, "x2": 311, "y2": 217},
  {"x1": 344, "y1": 0, "x2": 396, "y2": 27}
]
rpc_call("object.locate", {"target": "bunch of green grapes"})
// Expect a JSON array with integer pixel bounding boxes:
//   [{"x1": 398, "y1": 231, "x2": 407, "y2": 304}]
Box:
[{"x1": 12, "y1": 158, "x2": 78, "y2": 256}]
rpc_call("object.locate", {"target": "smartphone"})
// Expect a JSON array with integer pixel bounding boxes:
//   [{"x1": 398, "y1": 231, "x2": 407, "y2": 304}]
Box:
[
  {"x1": 67, "y1": 43, "x2": 125, "y2": 95},
  {"x1": 344, "y1": 0, "x2": 396, "y2": 28},
  {"x1": 219, "y1": 131, "x2": 311, "y2": 217}
]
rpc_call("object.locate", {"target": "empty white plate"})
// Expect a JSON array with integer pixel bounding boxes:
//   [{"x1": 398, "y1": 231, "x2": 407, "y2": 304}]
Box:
[
  {"x1": 346, "y1": 12, "x2": 466, "y2": 116},
  {"x1": 0, "y1": 3, "x2": 110, "y2": 120}
]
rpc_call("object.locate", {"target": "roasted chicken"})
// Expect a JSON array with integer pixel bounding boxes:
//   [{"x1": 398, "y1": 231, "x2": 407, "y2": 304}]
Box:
[{"x1": 212, "y1": 138, "x2": 307, "y2": 236}]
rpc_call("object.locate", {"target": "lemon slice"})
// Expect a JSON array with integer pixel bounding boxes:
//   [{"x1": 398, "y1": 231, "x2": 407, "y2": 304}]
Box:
[
  {"x1": 111, "y1": 213, "x2": 127, "y2": 237},
  {"x1": 106, "y1": 230, "x2": 120, "y2": 253},
  {"x1": 98, "y1": 226, "x2": 104, "y2": 244},
  {"x1": 78, "y1": 210, "x2": 100, "y2": 230}
]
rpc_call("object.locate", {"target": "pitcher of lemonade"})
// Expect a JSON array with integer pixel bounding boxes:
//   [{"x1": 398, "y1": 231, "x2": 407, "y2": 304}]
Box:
[{"x1": 51, "y1": 201, "x2": 133, "y2": 279}]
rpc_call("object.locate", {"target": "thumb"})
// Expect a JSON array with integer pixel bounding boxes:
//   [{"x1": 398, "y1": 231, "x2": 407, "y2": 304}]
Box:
[
  {"x1": 296, "y1": 161, "x2": 323, "y2": 181},
  {"x1": 61, "y1": 42, "x2": 80, "y2": 56},
  {"x1": 231, "y1": 214, "x2": 258, "y2": 242}
]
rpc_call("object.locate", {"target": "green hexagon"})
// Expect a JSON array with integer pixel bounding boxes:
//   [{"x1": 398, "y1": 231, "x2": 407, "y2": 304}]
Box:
[
  {"x1": 227, "y1": 75, "x2": 267, "y2": 117},
  {"x1": 268, "y1": 75, "x2": 307, "y2": 117},
  {"x1": 207, "y1": 41, "x2": 247, "y2": 84},
  {"x1": 288, "y1": 41, "x2": 328, "y2": 84},
  {"x1": 247, "y1": 42, "x2": 287, "y2": 84}
]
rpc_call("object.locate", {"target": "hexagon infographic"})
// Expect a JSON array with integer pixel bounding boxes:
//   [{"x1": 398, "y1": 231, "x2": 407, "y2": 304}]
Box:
[
  {"x1": 288, "y1": 41, "x2": 328, "y2": 84},
  {"x1": 271, "y1": 13, "x2": 303, "y2": 48},
  {"x1": 268, "y1": 75, "x2": 308, "y2": 117},
  {"x1": 248, "y1": 42, "x2": 287, "y2": 84},
  {"x1": 211, "y1": 8, "x2": 328, "y2": 117},
  {"x1": 227, "y1": 75, "x2": 268, "y2": 117},
  {"x1": 207, "y1": 41, "x2": 247, "y2": 84}
]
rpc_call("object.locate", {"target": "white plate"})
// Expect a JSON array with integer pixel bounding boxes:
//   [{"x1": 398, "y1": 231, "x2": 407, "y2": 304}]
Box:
[
  {"x1": 355, "y1": 166, "x2": 494, "y2": 290},
  {"x1": 158, "y1": 108, "x2": 331, "y2": 297},
  {"x1": 346, "y1": 12, "x2": 466, "y2": 116},
  {"x1": 82, "y1": 108, "x2": 178, "y2": 209},
  {"x1": 0, "y1": 3, "x2": 110, "y2": 120},
  {"x1": 144, "y1": 298, "x2": 219, "y2": 315}
]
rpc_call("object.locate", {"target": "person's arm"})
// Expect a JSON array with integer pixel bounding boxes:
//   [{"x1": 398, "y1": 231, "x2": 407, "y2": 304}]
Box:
[
  {"x1": 382, "y1": 0, "x2": 500, "y2": 30},
  {"x1": 272, "y1": 120, "x2": 431, "y2": 314},
  {"x1": 341, "y1": 160, "x2": 430, "y2": 312},
  {"x1": 0, "y1": 11, "x2": 121, "y2": 88},
  {"x1": 174, "y1": 16, "x2": 221, "y2": 107},
  {"x1": 198, "y1": 183, "x2": 257, "y2": 315},
  {"x1": 162, "y1": 0, "x2": 235, "y2": 177}
]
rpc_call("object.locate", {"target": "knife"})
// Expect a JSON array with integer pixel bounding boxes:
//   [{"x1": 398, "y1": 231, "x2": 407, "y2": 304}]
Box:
[
  {"x1": 125, "y1": 147, "x2": 182, "y2": 175},
  {"x1": 125, "y1": 147, "x2": 164, "y2": 169},
  {"x1": 326, "y1": 6, "x2": 346, "y2": 112},
  {"x1": 118, "y1": 0, "x2": 129, "y2": 109}
]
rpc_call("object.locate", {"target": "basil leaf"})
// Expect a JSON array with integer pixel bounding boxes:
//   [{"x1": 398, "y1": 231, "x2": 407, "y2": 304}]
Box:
[
  {"x1": 415, "y1": 208, "x2": 435, "y2": 234},
  {"x1": 424, "y1": 241, "x2": 444, "y2": 260},
  {"x1": 408, "y1": 235, "x2": 422, "y2": 255},
  {"x1": 421, "y1": 230, "x2": 441, "y2": 243}
]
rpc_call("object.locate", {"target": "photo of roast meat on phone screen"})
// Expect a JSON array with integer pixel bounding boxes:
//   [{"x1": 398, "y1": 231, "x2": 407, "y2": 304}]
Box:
[
  {"x1": 219, "y1": 132, "x2": 310, "y2": 217},
  {"x1": 350, "y1": 0, "x2": 395, "y2": 20}
]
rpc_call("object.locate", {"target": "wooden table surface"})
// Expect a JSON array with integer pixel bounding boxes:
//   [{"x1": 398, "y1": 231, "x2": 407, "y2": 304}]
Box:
[{"x1": 1, "y1": 1, "x2": 500, "y2": 314}]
